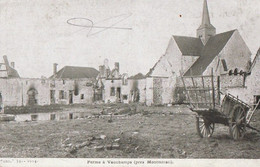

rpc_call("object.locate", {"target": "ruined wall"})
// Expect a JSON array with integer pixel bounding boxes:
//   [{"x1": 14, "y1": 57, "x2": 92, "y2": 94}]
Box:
[
  {"x1": 0, "y1": 78, "x2": 95, "y2": 107},
  {"x1": 22, "y1": 78, "x2": 50, "y2": 106},
  {"x1": 127, "y1": 79, "x2": 146, "y2": 103},
  {"x1": 0, "y1": 78, "x2": 50, "y2": 106},
  {"x1": 50, "y1": 78, "x2": 94, "y2": 105},
  {"x1": 220, "y1": 74, "x2": 244, "y2": 89},
  {"x1": 145, "y1": 75, "x2": 176, "y2": 106},
  {"x1": 103, "y1": 79, "x2": 123, "y2": 103},
  {"x1": 0, "y1": 78, "x2": 23, "y2": 106}
]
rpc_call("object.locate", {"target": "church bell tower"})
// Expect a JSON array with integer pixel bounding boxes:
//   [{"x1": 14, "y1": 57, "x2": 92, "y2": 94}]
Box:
[{"x1": 197, "y1": 0, "x2": 216, "y2": 45}]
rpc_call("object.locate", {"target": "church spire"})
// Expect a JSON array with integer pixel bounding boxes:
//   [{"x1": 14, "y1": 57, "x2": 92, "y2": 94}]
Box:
[
  {"x1": 197, "y1": 0, "x2": 216, "y2": 45},
  {"x1": 201, "y1": 0, "x2": 211, "y2": 26}
]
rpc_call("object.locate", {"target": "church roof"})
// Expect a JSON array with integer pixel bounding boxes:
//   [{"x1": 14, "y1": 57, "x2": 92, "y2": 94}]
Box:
[
  {"x1": 184, "y1": 30, "x2": 236, "y2": 76},
  {"x1": 173, "y1": 36, "x2": 203, "y2": 56},
  {"x1": 50, "y1": 66, "x2": 99, "y2": 79}
]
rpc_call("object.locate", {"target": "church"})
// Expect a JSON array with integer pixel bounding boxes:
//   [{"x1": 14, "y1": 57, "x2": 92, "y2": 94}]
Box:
[{"x1": 145, "y1": 0, "x2": 252, "y2": 105}]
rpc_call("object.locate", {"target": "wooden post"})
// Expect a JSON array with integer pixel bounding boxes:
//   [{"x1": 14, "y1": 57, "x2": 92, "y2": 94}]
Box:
[
  {"x1": 201, "y1": 76, "x2": 207, "y2": 106},
  {"x1": 217, "y1": 76, "x2": 221, "y2": 105},
  {"x1": 211, "y1": 68, "x2": 215, "y2": 109},
  {"x1": 180, "y1": 72, "x2": 193, "y2": 108},
  {"x1": 191, "y1": 77, "x2": 199, "y2": 108}
]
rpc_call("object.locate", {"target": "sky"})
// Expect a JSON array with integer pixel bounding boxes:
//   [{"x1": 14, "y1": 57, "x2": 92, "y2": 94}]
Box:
[{"x1": 0, "y1": 0, "x2": 259, "y2": 78}]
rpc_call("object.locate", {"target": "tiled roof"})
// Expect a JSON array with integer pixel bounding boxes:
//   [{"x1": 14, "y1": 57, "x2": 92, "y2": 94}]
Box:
[
  {"x1": 7, "y1": 67, "x2": 20, "y2": 78},
  {"x1": 184, "y1": 30, "x2": 236, "y2": 76},
  {"x1": 173, "y1": 36, "x2": 203, "y2": 56},
  {"x1": 129, "y1": 73, "x2": 146, "y2": 79},
  {"x1": 50, "y1": 66, "x2": 99, "y2": 79}
]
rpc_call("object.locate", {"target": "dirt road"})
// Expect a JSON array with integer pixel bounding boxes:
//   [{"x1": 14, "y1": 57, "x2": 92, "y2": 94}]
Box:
[{"x1": 0, "y1": 105, "x2": 259, "y2": 158}]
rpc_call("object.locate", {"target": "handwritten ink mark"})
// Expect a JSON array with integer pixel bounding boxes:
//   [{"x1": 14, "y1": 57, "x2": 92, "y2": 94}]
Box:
[{"x1": 67, "y1": 13, "x2": 132, "y2": 37}]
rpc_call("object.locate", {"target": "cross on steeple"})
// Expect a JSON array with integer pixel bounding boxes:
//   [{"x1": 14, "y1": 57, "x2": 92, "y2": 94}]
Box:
[{"x1": 197, "y1": 0, "x2": 216, "y2": 45}]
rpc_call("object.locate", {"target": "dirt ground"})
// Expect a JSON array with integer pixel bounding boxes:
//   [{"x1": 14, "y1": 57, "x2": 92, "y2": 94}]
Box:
[{"x1": 0, "y1": 104, "x2": 260, "y2": 158}]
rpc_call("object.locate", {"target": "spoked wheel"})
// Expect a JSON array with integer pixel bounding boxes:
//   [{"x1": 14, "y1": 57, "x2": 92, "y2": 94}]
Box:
[
  {"x1": 229, "y1": 104, "x2": 247, "y2": 140},
  {"x1": 196, "y1": 116, "x2": 215, "y2": 138}
]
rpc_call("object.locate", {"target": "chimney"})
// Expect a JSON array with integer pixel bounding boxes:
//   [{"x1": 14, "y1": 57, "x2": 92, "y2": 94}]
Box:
[
  {"x1": 106, "y1": 69, "x2": 110, "y2": 78},
  {"x1": 53, "y1": 63, "x2": 58, "y2": 75},
  {"x1": 115, "y1": 62, "x2": 119, "y2": 72},
  {"x1": 10, "y1": 62, "x2": 15, "y2": 68},
  {"x1": 99, "y1": 65, "x2": 105, "y2": 77},
  {"x1": 3, "y1": 55, "x2": 9, "y2": 66}
]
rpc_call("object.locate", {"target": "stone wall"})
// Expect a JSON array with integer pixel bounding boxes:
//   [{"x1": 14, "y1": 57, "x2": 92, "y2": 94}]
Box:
[{"x1": 0, "y1": 78, "x2": 95, "y2": 107}]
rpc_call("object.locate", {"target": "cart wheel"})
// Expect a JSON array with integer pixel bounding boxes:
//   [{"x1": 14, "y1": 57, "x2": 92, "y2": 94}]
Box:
[
  {"x1": 229, "y1": 104, "x2": 246, "y2": 140},
  {"x1": 196, "y1": 116, "x2": 215, "y2": 138}
]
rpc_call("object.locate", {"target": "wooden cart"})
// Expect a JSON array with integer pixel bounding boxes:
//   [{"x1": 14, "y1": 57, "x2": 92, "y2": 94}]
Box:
[{"x1": 181, "y1": 72, "x2": 259, "y2": 140}]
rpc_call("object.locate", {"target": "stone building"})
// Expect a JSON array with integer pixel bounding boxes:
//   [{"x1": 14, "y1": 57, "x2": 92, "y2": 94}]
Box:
[
  {"x1": 145, "y1": 0, "x2": 252, "y2": 106},
  {"x1": 227, "y1": 48, "x2": 260, "y2": 108},
  {"x1": 95, "y1": 60, "x2": 146, "y2": 104},
  {"x1": 49, "y1": 65, "x2": 99, "y2": 105},
  {"x1": 0, "y1": 56, "x2": 99, "y2": 107}
]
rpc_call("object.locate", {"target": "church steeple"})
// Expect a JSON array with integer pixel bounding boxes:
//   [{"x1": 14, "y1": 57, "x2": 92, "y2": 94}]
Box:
[{"x1": 197, "y1": 0, "x2": 216, "y2": 44}]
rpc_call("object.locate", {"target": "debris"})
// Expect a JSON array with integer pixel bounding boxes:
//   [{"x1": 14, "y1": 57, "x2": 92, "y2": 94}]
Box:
[
  {"x1": 111, "y1": 143, "x2": 120, "y2": 150},
  {"x1": 94, "y1": 146, "x2": 104, "y2": 151},
  {"x1": 132, "y1": 132, "x2": 139, "y2": 135},
  {"x1": 76, "y1": 141, "x2": 91, "y2": 149},
  {"x1": 114, "y1": 138, "x2": 120, "y2": 142},
  {"x1": 100, "y1": 135, "x2": 106, "y2": 140}
]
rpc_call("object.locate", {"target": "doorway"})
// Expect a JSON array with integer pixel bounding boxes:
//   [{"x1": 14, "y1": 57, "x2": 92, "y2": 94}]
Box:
[
  {"x1": 50, "y1": 90, "x2": 55, "y2": 104},
  {"x1": 116, "y1": 87, "x2": 121, "y2": 102},
  {"x1": 27, "y1": 88, "x2": 38, "y2": 105},
  {"x1": 69, "y1": 90, "x2": 73, "y2": 104}
]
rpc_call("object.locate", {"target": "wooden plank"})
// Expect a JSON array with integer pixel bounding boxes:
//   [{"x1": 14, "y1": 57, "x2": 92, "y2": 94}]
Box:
[
  {"x1": 181, "y1": 76, "x2": 194, "y2": 108},
  {"x1": 201, "y1": 76, "x2": 208, "y2": 107},
  {"x1": 182, "y1": 75, "x2": 213, "y2": 78},
  {"x1": 217, "y1": 76, "x2": 221, "y2": 105},
  {"x1": 185, "y1": 88, "x2": 212, "y2": 91},
  {"x1": 191, "y1": 77, "x2": 199, "y2": 108},
  {"x1": 211, "y1": 69, "x2": 216, "y2": 109},
  {"x1": 208, "y1": 85, "x2": 212, "y2": 108}
]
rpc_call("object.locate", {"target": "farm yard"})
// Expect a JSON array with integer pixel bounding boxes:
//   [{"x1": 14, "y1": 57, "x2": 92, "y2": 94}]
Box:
[{"x1": 0, "y1": 104, "x2": 260, "y2": 158}]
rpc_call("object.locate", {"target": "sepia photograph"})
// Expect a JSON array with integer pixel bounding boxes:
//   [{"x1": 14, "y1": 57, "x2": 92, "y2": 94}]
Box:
[{"x1": 0, "y1": 0, "x2": 259, "y2": 166}]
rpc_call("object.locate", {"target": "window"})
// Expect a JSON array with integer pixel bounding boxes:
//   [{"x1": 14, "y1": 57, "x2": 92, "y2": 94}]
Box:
[
  {"x1": 110, "y1": 87, "x2": 115, "y2": 96},
  {"x1": 229, "y1": 70, "x2": 233, "y2": 75},
  {"x1": 59, "y1": 90, "x2": 65, "y2": 99},
  {"x1": 123, "y1": 95, "x2": 128, "y2": 100},
  {"x1": 221, "y1": 59, "x2": 228, "y2": 71},
  {"x1": 81, "y1": 94, "x2": 84, "y2": 99},
  {"x1": 62, "y1": 80, "x2": 66, "y2": 84},
  {"x1": 234, "y1": 68, "x2": 238, "y2": 75}
]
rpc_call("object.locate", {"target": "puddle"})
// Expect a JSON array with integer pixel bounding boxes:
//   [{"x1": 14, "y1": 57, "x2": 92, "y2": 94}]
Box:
[{"x1": 14, "y1": 111, "x2": 90, "y2": 122}]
